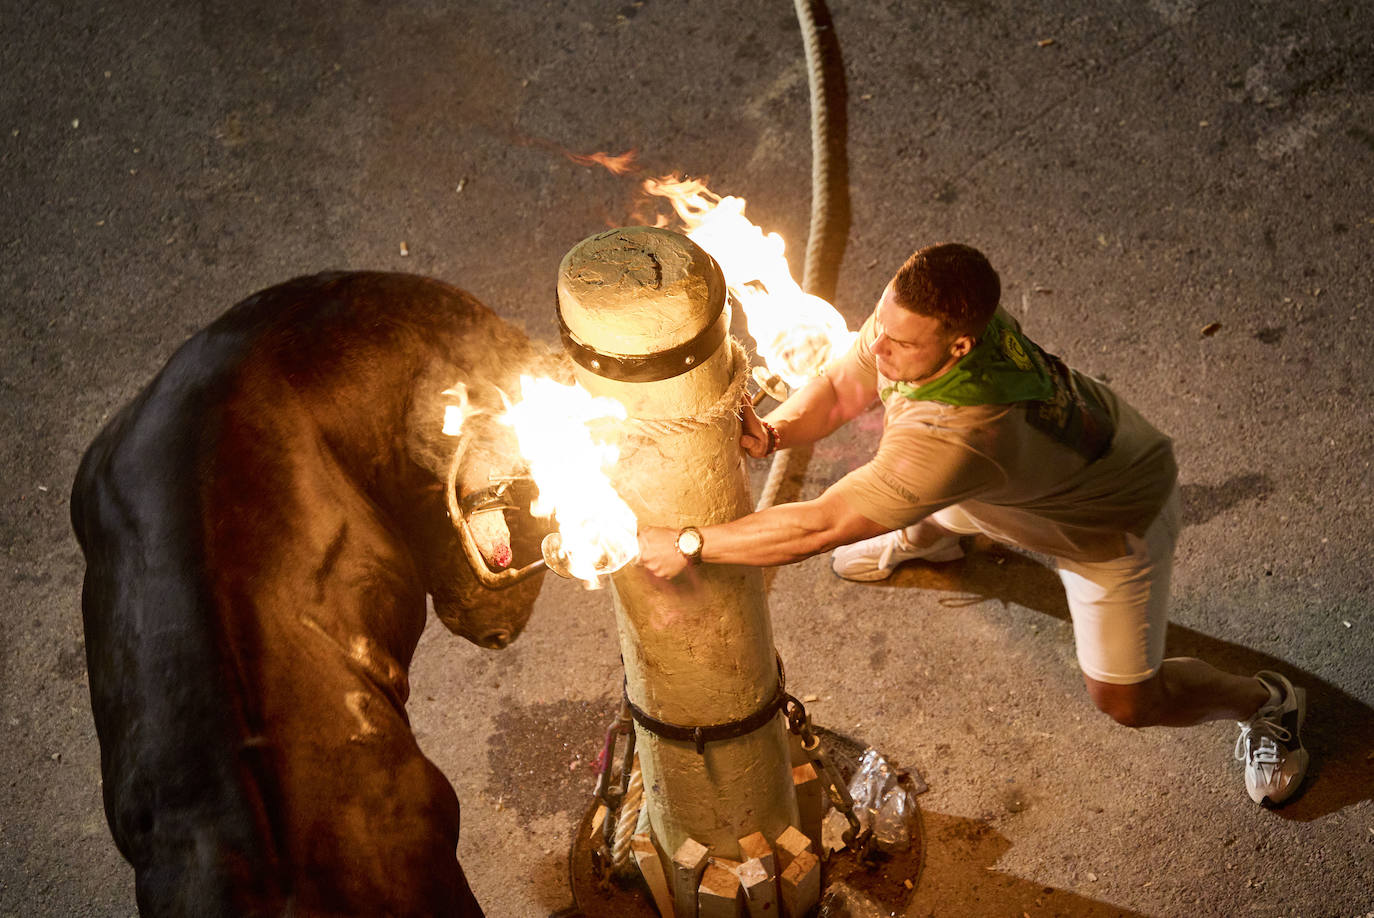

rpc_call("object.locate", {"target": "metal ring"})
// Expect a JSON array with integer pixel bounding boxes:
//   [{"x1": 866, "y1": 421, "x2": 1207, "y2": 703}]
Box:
[
  {"x1": 622, "y1": 655, "x2": 787, "y2": 755},
  {"x1": 558, "y1": 308, "x2": 728, "y2": 383}
]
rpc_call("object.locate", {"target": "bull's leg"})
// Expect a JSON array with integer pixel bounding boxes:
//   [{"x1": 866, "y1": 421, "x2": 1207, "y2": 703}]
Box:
[{"x1": 254, "y1": 633, "x2": 484, "y2": 918}]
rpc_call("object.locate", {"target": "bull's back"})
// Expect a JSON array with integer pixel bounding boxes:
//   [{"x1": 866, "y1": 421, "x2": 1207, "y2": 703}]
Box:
[{"x1": 73, "y1": 327, "x2": 290, "y2": 915}]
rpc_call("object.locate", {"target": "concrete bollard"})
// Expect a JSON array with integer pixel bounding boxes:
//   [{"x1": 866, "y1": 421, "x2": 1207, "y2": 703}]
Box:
[{"x1": 557, "y1": 226, "x2": 799, "y2": 878}]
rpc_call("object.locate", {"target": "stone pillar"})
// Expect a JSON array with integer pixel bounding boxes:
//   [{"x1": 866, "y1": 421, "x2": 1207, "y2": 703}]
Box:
[{"x1": 557, "y1": 226, "x2": 799, "y2": 862}]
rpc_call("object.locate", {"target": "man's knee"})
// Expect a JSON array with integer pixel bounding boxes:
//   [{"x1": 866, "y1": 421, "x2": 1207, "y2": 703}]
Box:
[{"x1": 1084, "y1": 674, "x2": 1165, "y2": 728}]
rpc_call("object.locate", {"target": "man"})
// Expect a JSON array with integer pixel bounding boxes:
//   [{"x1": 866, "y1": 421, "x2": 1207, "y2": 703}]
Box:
[{"x1": 638, "y1": 243, "x2": 1308, "y2": 806}]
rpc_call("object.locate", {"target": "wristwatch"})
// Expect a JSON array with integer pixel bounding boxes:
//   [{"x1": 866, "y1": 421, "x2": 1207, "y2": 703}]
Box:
[{"x1": 675, "y1": 526, "x2": 704, "y2": 565}]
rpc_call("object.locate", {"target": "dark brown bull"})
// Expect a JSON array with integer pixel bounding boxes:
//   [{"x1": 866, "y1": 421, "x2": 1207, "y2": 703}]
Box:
[{"x1": 70, "y1": 272, "x2": 553, "y2": 916}]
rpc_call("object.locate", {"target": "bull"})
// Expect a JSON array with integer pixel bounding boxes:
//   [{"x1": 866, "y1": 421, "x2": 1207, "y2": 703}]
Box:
[{"x1": 70, "y1": 272, "x2": 553, "y2": 916}]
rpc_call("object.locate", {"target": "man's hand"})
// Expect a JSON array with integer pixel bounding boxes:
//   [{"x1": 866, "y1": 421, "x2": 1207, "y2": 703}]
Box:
[
  {"x1": 637, "y1": 526, "x2": 690, "y2": 579},
  {"x1": 738, "y1": 396, "x2": 774, "y2": 459}
]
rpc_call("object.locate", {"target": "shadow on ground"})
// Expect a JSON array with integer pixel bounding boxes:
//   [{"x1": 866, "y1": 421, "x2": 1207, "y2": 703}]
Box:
[
  {"x1": 907, "y1": 810, "x2": 1148, "y2": 918},
  {"x1": 883, "y1": 532, "x2": 1374, "y2": 824}
]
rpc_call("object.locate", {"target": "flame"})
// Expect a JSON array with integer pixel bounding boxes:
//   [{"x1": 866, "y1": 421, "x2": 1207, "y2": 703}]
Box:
[
  {"x1": 564, "y1": 148, "x2": 639, "y2": 176},
  {"x1": 501, "y1": 375, "x2": 638, "y2": 587},
  {"x1": 642, "y1": 175, "x2": 855, "y2": 389}
]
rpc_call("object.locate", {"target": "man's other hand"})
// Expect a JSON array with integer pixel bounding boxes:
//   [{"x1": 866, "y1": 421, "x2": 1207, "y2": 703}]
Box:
[
  {"x1": 739, "y1": 396, "x2": 772, "y2": 459},
  {"x1": 637, "y1": 526, "x2": 689, "y2": 579}
]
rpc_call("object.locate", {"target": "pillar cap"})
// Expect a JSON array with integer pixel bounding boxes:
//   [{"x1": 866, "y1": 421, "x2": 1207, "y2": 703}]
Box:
[{"x1": 557, "y1": 227, "x2": 726, "y2": 359}]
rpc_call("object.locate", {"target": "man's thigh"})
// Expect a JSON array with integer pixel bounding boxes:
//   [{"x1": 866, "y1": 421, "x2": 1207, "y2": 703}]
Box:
[{"x1": 1054, "y1": 489, "x2": 1180, "y2": 685}]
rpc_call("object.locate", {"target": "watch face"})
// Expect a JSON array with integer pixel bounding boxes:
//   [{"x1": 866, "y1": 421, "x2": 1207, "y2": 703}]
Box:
[{"x1": 677, "y1": 529, "x2": 703, "y2": 556}]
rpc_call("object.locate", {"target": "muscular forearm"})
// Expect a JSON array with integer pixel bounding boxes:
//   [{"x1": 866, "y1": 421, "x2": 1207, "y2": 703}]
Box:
[
  {"x1": 697, "y1": 503, "x2": 837, "y2": 567},
  {"x1": 765, "y1": 368, "x2": 875, "y2": 451},
  {"x1": 637, "y1": 487, "x2": 889, "y2": 578}
]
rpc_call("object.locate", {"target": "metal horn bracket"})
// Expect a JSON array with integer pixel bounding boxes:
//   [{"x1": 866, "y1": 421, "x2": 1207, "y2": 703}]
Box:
[{"x1": 446, "y1": 432, "x2": 547, "y2": 589}]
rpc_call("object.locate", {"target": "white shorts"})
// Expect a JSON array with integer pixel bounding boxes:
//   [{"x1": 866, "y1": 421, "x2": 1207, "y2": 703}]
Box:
[{"x1": 931, "y1": 488, "x2": 1180, "y2": 686}]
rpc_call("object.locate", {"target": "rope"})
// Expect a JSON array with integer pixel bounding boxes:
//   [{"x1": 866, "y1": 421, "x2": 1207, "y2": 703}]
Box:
[
  {"x1": 756, "y1": 444, "x2": 792, "y2": 512},
  {"x1": 611, "y1": 756, "x2": 643, "y2": 876},
  {"x1": 794, "y1": 0, "x2": 834, "y2": 292},
  {"x1": 616, "y1": 338, "x2": 750, "y2": 442},
  {"x1": 756, "y1": 0, "x2": 839, "y2": 512}
]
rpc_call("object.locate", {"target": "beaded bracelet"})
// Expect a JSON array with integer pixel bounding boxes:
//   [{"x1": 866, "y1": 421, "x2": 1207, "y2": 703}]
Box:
[{"x1": 760, "y1": 420, "x2": 780, "y2": 456}]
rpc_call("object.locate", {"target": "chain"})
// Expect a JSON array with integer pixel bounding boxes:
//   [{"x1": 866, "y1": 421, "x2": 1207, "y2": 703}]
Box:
[
  {"x1": 782, "y1": 693, "x2": 868, "y2": 851},
  {"x1": 588, "y1": 700, "x2": 637, "y2": 886}
]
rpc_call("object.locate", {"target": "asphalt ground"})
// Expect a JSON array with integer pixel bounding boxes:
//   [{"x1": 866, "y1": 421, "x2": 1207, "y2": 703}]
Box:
[{"x1": 3, "y1": 0, "x2": 1372, "y2": 915}]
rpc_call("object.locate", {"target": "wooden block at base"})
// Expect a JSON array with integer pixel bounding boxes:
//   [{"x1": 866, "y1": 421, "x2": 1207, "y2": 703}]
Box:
[
  {"x1": 698, "y1": 859, "x2": 744, "y2": 918},
  {"x1": 738, "y1": 831, "x2": 775, "y2": 879},
  {"x1": 792, "y1": 762, "x2": 823, "y2": 853},
  {"x1": 737, "y1": 856, "x2": 778, "y2": 917},
  {"x1": 671, "y1": 837, "x2": 710, "y2": 918},
  {"x1": 631, "y1": 833, "x2": 674, "y2": 918},
  {"x1": 588, "y1": 803, "x2": 608, "y2": 841},
  {"x1": 779, "y1": 849, "x2": 820, "y2": 918},
  {"x1": 773, "y1": 825, "x2": 812, "y2": 874}
]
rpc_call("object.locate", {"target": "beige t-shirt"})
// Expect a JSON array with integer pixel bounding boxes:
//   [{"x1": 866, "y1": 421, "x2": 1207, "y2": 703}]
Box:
[{"x1": 828, "y1": 310, "x2": 1177, "y2": 562}]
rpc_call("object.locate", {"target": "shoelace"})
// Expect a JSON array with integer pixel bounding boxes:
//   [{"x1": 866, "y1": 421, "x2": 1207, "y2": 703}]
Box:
[
  {"x1": 1234, "y1": 719, "x2": 1292, "y2": 764},
  {"x1": 876, "y1": 531, "x2": 914, "y2": 573}
]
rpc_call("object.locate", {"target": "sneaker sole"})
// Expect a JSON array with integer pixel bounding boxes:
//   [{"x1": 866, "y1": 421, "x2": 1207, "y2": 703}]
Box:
[{"x1": 831, "y1": 564, "x2": 899, "y2": 583}]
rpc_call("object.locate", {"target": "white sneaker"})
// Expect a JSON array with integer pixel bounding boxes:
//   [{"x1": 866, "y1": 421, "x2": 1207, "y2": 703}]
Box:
[
  {"x1": 1234, "y1": 670, "x2": 1309, "y2": 806},
  {"x1": 830, "y1": 529, "x2": 964, "y2": 582}
]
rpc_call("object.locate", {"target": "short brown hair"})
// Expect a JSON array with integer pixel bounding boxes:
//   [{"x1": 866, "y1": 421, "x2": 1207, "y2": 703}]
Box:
[{"x1": 890, "y1": 243, "x2": 1000, "y2": 337}]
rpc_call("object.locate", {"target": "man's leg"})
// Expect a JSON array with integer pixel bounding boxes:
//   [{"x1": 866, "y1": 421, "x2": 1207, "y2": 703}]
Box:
[
  {"x1": 1083, "y1": 659, "x2": 1268, "y2": 727},
  {"x1": 1059, "y1": 489, "x2": 1309, "y2": 805}
]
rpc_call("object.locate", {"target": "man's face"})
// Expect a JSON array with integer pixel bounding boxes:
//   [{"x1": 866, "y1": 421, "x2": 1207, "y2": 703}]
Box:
[{"x1": 870, "y1": 284, "x2": 973, "y2": 385}]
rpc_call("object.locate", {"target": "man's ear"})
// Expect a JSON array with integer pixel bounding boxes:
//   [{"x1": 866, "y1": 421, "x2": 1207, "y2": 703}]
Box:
[{"x1": 950, "y1": 335, "x2": 975, "y2": 359}]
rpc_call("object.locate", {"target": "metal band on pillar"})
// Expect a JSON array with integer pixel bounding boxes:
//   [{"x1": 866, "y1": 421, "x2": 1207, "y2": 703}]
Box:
[
  {"x1": 624, "y1": 657, "x2": 788, "y2": 755},
  {"x1": 555, "y1": 257, "x2": 728, "y2": 383}
]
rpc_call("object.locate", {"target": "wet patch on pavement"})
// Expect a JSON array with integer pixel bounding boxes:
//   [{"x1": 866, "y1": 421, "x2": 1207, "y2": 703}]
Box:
[{"x1": 485, "y1": 695, "x2": 617, "y2": 825}]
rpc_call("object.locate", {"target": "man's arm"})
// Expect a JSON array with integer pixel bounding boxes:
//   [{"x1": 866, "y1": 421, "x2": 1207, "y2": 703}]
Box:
[
  {"x1": 741, "y1": 353, "x2": 878, "y2": 458},
  {"x1": 637, "y1": 487, "x2": 889, "y2": 578}
]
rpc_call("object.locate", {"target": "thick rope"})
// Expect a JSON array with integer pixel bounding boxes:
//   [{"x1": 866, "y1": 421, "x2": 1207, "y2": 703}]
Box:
[
  {"x1": 611, "y1": 756, "x2": 643, "y2": 876},
  {"x1": 795, "y1": 0, "x2": 834, "y2": 291},
  {"x1": 757, "y1": 0, "x2": 837, "y2": 512},
  {"x1": 616, "y1": 338, "x2": 749, "y2": 443}
]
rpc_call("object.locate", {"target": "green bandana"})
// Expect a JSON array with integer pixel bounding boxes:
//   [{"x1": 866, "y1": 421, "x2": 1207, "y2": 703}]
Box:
[{"x1": 880, "y1": 310, "x2": 1055, "y2": 406}]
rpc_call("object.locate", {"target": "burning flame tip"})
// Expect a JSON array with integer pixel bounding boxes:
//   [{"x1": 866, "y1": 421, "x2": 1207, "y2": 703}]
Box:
[
  {"x1": 565, "y1": 148, "x2": 640, "y2": 176},
  {"x1": 642, "y1": 174, "x2": 856, "y2": 388},
  {"x1": 502, "y1": 376, "x2": 638, "y2": 583}
]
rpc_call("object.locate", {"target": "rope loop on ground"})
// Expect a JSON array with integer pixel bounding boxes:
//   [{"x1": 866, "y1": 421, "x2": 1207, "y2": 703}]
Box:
[{"x1": 756, "y1": 0, "x2": 839, "y2": 513}]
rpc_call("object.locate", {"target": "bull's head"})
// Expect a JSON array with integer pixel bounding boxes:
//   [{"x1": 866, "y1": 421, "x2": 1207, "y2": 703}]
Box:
[{"x1": 404, "y1": 373, "x2": 554, "y2": 651}]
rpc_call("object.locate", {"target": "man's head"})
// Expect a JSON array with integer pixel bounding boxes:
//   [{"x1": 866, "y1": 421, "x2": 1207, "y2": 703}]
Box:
[{"x1": 872, "y1": 243, "x2": 1001, "y2": 385}]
